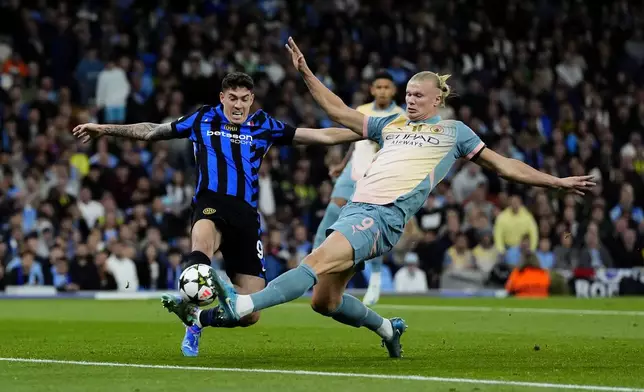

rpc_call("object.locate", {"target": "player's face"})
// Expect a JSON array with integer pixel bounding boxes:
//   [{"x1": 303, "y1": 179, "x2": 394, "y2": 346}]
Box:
[
  {"x1": 405, "y1": 80, "x2": 440, "y2": 121},
  {"x1": 370, "y1": 78, "x2": 396, "y2": 107},
  {"x1": 220, "y1": 88, "x2": 255, "y2": 124}
]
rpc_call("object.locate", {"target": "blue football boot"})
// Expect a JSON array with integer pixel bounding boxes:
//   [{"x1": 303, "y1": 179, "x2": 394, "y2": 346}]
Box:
[
  {"x1": 382, "y1": 317, "x2": 407, "y2": 358},
  {"x1": 208, "y1": 270, "x2": 241, "y2": 323},
  {"x1": 181, "y1": 324, "x2": 202, "y2": 357}
]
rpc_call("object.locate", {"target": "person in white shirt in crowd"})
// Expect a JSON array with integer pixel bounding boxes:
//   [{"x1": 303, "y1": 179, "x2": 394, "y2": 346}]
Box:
[
  {"x1": 106, "y1": 240, "x2": 138, "y2": 291},
  {"x1": 95, "y1": 58, "x2": 130, "y2": 123},
  {"x1": 77, "y1": 186, "x2": 104, "y2": 228},
  {"x1": 451, "y1": 162, "x2": 488, "y2": 203},
  {"x1": 556, "y1": 51, "x2": 584, "y2": 88},
  {"x1": 393, "y1": 252, "x2": 428, "y2": 294}
]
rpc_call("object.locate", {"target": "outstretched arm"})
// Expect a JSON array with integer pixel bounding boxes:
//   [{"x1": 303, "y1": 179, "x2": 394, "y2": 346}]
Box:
[
  {"x1": 292, "y1": 127, "x2": 362, "y2": 145},
  {"x1": 474, "y1": 148, "x2": 595, "y2": 195},
  {"x1": 286, "y1": 37, "x2": 365, "y2": 135},
  {"x1": 72, "y1": 122, "x2": 177, "y2": 143}
]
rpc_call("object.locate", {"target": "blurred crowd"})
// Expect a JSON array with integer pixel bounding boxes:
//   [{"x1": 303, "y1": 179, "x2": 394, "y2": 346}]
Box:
[{"x1": 0, "y1": 0, "x2": 643, "y2": 294}]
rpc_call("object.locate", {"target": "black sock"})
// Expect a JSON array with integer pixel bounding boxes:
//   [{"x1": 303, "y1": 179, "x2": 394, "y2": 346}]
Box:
[
  {"x1": 184, "y1": 250, "x2": 211, "y2": 268},
  {"x1": 199, "y1": 306, "x2": 239, "y2": 328}
]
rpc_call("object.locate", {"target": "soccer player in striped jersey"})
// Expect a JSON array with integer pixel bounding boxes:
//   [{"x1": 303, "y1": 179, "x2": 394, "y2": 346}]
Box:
[
  {"x1": 72, "y1": 72, "x2": 362, "y2": 356},
  {"x1": 313, "y1": 72, "x2": 403, "y2": 307}
]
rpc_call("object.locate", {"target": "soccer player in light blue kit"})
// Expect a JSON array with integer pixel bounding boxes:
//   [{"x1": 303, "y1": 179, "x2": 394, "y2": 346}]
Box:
[
  {"x1": 314, "y1": 72, "x2": 404, "y2": 307},
  {"x1": 166, "y1": 38, "x2": 596, "y2": 357}
]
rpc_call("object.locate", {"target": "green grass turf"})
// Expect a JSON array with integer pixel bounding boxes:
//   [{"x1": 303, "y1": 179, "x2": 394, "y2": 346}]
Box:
[{"x1": 1, "y1": 297, "x2": 643, "y2": 392}]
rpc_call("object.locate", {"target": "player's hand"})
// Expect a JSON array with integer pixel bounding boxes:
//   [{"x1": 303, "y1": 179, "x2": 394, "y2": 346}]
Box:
[
  {"x1": 328, "y1": 163, "x2": 346, "y2": 178},
  {"x1": 285, "y1": 37, "x2": 308, "y2": 72},
  {"x1": 72, "y1": 123, "x2": 103, "y2": 144},
  {"x1": 556, "y1": 175, "x2": 596, "y2": 196}
]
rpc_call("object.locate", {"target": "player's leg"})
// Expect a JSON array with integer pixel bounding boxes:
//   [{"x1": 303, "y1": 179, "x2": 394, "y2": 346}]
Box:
[
  {"x1": 232, "y1": 274, "x2": 264, "y2": 326},
  {"x1": 362, "y1": 255, "x2": 383, "y2": 306},
  {"x1": 161, "y1": 218, "x2": 222, "y2": 321},
  {"x1": 310, "y1": 259, "x2": 406, "y2": 358},
  {"x1": 197, "y1": 211, "x2": 266, "y2": 328},
  {"x1": 208, "y1": 203, "x2": 407, "y2": 356},
  {"x1": 197, "y1": 274, "x2": 264, "y2": 328},
  {"x1": 161, "y1": 192, "x2": 227, "y2": 357},
  {"x1": 187, "y1": 219, "x2": 221, "y2": 265},
  {"x1": 161, "y1": 218, "x2": 223, "y2": 356}
]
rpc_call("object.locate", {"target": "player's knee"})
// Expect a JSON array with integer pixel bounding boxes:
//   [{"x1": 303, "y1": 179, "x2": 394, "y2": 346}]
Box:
[
  {"x1": 310, "y1": 296, "x2": 341, "y2": 315},
  {"x1": 303, "y1": 245, "x2": 353, "y2": 276},
  {"x1": 239, "y1": 311, "x2": 260, "y2": 327}
]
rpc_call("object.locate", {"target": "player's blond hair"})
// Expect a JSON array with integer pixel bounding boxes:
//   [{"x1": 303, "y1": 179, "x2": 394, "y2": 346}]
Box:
[{"x1": 409, "y1": 71, "x2": 451, "y2": 107}]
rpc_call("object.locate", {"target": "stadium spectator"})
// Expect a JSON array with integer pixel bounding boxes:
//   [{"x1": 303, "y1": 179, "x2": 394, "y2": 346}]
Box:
[
  {"x1": 578, "y1": 223, "x2": 614, "y2": 269},
  {"x1": 264, "y1": 229, "x2": 292, "y2": 282},
  {"x1": 610, "y1": 183, "x2": 644, "y2": 225},
  {"x1": 96, "y1": 59, "x2": 130, "y2": 124},
  {"x1": 614, "y1": 229, "x2": 644, "y2": 268},
  {"x1": 535, "y1": 238, "x2": 555, "y2": 270},
  {"x1": 52, "y1": 257, "x2": 79, "y2": 292},
  {"x1": 69, "y1": 243, "x2": 99, "y2": 290},
  {"x1": 94, "y1": 250, "x2": 118, "y2": 291},
  {"x1": 165, "y1": 248, "x2": 184, "y2": 290},
  {"x1": 443, "y1": 232, "x2": 474, "y2": 272},
  {"x1": 472, "y1": 229, "x2": 500, "y2": 274},
  {"x1": 464, "y1": 183, "x2": 495, "y2": 223},
  {"x1": 106, "y1": 241, "x2": 138, "y2": 291},
  {"x1": 553, "y1": 232, "x2": 579, "y2": 270},
  {"x1": 393, "y1": 252, "x2": 428, "y2": 294},
  {"x1": 505, "y1": 252, "x2": 550, "y2": 298},
  {"x1": 505, "y1": 234, "x2": 533, "y2": 267},
  {"x1": 6, "y1": 250, "x2": 44, "y2": 286},
  {"x1": 451, "y1": 162, "x2": 487, "y2": 204},
  {"x1": 75, "y1": 47, "x2": 104, "y2": 106},
  {"x1": 494, "y1": 193, "x2": 538, "y2": 253},
  {"x1": 137, "y1": 244, "x2": 166, "y2": 291}
]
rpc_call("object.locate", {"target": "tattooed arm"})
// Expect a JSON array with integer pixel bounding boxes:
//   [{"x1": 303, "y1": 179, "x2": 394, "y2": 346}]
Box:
[{"x1": 72, "y1": 122, "x2": 178, "y2": 143}]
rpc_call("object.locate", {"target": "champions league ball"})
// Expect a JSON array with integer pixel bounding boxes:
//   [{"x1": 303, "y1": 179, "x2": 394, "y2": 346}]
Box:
[{"x1": 178, "y1": 265, "x2": 217, "y2": 306}]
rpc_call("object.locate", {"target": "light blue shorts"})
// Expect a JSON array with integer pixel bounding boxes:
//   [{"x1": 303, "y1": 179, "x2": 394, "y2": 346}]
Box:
[
  {"x1": 328, "y1": 201, "x2": 405, "y2": 264},
  {"x1": 330, "y1": 162, "x2": 356, "y2": 201}
]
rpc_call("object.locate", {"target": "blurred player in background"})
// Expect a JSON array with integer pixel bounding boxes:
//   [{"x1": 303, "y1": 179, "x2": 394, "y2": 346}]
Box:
[
  {"x1": 314, "y1": 72, "x2": 404, "y2": 307},
  {"x1": 72, "y1": 72, "x2": 362, "y2": 357},
  {"x1": 200, "y1": 38, "x2": 595, "y2": 358}
]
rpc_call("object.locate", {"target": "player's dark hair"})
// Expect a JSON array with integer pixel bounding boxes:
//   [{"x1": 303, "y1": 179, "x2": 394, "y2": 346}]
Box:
[
  {"x1": 372, "y1": 71, "x2": 394, "y2": 84},
  {"x1": 221, "y1": 72, "x2": 254, "y2": 92}
]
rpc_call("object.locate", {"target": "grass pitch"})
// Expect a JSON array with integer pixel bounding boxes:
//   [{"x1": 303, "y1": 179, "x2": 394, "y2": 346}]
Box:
[{"x1": 1, "y1": 296, "x2": 643, "y2": 392}]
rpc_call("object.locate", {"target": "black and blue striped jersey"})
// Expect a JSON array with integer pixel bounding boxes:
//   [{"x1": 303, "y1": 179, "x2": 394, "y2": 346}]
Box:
[{"x1": 171, "y1": 104, "x2": 296, "y2": 208}]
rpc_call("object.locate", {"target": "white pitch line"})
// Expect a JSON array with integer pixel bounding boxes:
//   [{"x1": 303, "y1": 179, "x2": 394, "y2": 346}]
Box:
[
  {"x1": 0, "y1": 357, "x2": 642, "y2": 392},
  {"x1": 289, "y1": 303, "x2": 644, "y2": 317}
]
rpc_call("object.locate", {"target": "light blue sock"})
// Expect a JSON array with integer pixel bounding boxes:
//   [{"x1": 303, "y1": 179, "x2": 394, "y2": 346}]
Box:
[
  {"x1": 369, "y1": 256, "x2": 383, "y2": 273},
  {"x1": 313, "y1": 201, "x2": 342, "y2": 249},
  {"x1": 250, "y1": 264, "x2": 318, "y2": 312},
  {"x1": 328, "y1": 293, "x2": 385, "y2": 331}
]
